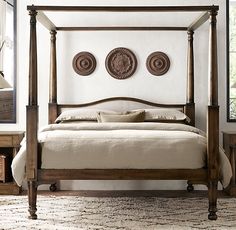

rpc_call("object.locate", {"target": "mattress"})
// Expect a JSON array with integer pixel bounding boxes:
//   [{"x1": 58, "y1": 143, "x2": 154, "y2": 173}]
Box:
[{"x1": 12, "y1": 122, "x2": 232, "y2": 187}]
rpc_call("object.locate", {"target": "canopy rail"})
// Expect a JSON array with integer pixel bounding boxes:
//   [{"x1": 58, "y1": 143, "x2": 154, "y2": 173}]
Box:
[
  {"x1": 37, "y1": 11, "x2": 56, "y2": 31},
  {"x1": 27, "y1": 5, "x2": 219, "y2": 12},
  {"x1": 188, "y1": 11, "x2": 209, "y2": 31},
  {"x1": 56, "y1": 27, "x2": 188, "y2": 31},
  {"x1": 31, "y1": 5, "x2": 219, "y2": 32}
]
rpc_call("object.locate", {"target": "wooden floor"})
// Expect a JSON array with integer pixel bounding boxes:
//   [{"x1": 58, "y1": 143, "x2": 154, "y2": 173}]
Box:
[{"x1": 21, "y1": 190, "x2": 231, "y2": 198}]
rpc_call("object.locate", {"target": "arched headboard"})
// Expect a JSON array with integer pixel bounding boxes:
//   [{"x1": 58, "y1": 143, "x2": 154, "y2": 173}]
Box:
[{"x1": 48, "y1": 97, "x2": 195, "y2": 126}]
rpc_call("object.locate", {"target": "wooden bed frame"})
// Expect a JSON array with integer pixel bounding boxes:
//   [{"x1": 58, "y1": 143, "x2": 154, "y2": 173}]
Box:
[{"x1": 26, "y1": 5, "x2": 219, "y2": 220}]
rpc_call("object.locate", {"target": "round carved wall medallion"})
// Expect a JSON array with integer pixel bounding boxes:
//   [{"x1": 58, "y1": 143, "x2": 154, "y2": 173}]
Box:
[
  {"x1": 146, "y1": 52, "x2": 170, "y2": 76},
  {"x1": 72, "y1": 52, "x2": 96, "y2": 76},
  {"x1": 105, "y1": 47, "x2": 137, "y2": 80}
]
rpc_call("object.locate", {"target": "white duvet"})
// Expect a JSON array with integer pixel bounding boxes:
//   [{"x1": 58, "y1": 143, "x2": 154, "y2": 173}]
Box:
[{"x1": 12, "y1": 122, "x2": 232, "y2": 188}]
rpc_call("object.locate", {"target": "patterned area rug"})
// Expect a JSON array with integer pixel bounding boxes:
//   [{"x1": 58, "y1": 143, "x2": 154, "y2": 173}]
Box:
[{"x1": 0, "y1": 195, "x2": 236, "y2": 230}]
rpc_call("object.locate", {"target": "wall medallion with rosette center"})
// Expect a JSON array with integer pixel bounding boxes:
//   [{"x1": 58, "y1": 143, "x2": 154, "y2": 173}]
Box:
[
  {"x1": 105, "y1": 47, "x2": 137, "y2": 80},
  {"x1": 72, "y1": 52, "x2": 96, "y2": 76},
  {"x1": 146, "y1": 51, "x2": 170, "y2": 76}
]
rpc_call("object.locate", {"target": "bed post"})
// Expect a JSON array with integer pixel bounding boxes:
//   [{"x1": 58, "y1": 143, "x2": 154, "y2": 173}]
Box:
[
  {"x1": 48, "y1": 30, "x2": 58, "y2": 124},
  {"x1": 27, "y1": 8, "x2": 38, "y2": 219},
  {"x1": 207, "y1": 8, "x2": 219, "y2": 221},
  {"x1": 185, "y1": 30, "x2": 195, "y2": 126}
]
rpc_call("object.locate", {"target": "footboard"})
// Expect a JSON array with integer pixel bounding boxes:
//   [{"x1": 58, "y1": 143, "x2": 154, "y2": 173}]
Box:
[{"x1": 38, "y1": 169, "x2": 208, "y2": 182}]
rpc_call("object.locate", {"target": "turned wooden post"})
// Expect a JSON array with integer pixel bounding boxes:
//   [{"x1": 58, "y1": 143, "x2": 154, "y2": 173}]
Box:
[
  {"x1": 185, "y1": 30, "x2": 195, "y2": 126},
  {"x1": 208, "y1": 12, "x2": 218, "y2": 106},
  {"x1": 187, "y1": 30, "x2": 194, "y2": 104},
  {"x1": 207, "y1": 9, "x2": 219, "y2": 221},
  {"x1": 49, "y1": 30, "x2": 57, "y2": 104},
  {"x1": 27, "y1": 8, "x2": 38, "y2": 219},
  {"x1": 48, "y1": 30, "x2": 58, "y2": 124},
  {"x1": 28, "y1": 181, "x2": 37, "y2": 219},
  {"x1": 27, "y1": 9, "x2": 38, "y2": 181}
]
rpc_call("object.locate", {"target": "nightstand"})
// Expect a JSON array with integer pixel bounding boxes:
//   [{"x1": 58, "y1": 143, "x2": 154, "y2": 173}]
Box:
[
  {"x1": 222, "y1": 131, "x2": 236, "y2": 196},
  {"x1": 0, "y1": 131, "x2": 24, "y2": 194}
]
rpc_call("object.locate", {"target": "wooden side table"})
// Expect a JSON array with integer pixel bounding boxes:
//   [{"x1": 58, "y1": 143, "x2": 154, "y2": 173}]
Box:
[
  {"x1": 0, "y1": 131, "x2": 24, "y2": 194},
  {"x1": 222, "y1": 131, "x2": 236, "y2": 196}
]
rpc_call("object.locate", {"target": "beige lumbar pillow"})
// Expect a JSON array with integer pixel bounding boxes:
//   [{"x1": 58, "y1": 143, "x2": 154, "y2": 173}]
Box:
[{"x1": 97, "y1": 110, "x2": 145, "y2": 123}]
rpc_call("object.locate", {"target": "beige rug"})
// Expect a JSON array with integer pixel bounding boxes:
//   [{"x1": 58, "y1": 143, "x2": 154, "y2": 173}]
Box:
[{"x1": 0, "y1": 195, "x2": 236, "y2": 230}]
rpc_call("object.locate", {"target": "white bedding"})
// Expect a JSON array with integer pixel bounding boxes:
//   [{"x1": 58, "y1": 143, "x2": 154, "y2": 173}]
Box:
[{"x1": 12, "y1": 122, "x2": 232, "y2": 188}]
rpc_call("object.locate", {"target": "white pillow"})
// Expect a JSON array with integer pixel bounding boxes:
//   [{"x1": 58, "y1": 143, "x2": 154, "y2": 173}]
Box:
[
  {"x1": 55, "y1": 109, "x2": 117, "y2": 123},
  {"x1": 140, "y1": 109, "x2": 190, "y2": 123}
]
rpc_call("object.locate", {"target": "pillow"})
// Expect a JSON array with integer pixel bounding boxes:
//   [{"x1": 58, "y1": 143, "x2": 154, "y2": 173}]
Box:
[
  {"x1": 143, "y1": 109, "x2": 191, "y2": 123},
  {"x1": 97, "y1": 110, "x2": 145, "y2": 123},
  {"x1": 59, "y1": 120, "x2": 97, "y2": 124},
  {"x1": 97, "y1": 111, "x2": 125, "y2": 122},
  {"x1": 55, "y1": 109, "x2": 117, "y2": 123}
]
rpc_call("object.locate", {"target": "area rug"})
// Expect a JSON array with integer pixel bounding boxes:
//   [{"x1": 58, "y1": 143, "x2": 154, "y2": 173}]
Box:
[{"x1": 0, "y1": 195, "x2": 236, "y2": 230}]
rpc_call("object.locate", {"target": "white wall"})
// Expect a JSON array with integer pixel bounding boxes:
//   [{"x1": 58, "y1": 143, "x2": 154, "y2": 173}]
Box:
[{"x1": 0, "y1": 0, "x2": 232, "y2": 190}]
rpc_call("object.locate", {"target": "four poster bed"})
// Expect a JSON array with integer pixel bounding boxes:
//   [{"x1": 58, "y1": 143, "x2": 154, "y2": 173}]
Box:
[{"x1": 17, "y1": 5, "x2": 226, "y2": 220}]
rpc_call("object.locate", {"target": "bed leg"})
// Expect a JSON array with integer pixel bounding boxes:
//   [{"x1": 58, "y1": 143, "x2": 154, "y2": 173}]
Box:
[
  {"x1": 208, "y1": 181, "x2": 218, "y2": 220},
  {"x1": 28, "y1": 181, "x2": 38, "y2": 220},
  {"x1": 49, "y1": 182, "x2": 57, "y2": 192},
  {"x1": 187, "y1": 181, "x2": 194, "y2": 192}
]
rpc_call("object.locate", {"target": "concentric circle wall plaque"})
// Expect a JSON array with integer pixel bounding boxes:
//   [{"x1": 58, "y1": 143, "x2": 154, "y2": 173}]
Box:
[
  {"x1": 105, "y1": 47, "x2": 137, "y2": 80},
  {"x1": 146, "y1": 52, "x2": 170, "y2": 76},
  {"x1": 72, "y1": 52, "x2": 96, "y2": 76}
]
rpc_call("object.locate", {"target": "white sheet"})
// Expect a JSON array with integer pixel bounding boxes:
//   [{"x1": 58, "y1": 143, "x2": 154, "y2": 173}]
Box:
[{"x1": 12, "y1": 123, "x2": 232, "y2": 188}]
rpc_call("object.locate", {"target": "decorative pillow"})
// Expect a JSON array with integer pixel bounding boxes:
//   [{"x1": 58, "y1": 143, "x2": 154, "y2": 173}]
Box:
[
  {"x1": 97, "y1": 110, "x2": 145, "y2": 123},
  {"x1": 59, "y1": 120, "x2": 97, "y2": 124},
  {"x1": 97, "y1": 111, "x2": 125, "y2": 123},
  {"x1": 143, "y1": 109, "x2": 191, "y2": 123},
  {"x1": 55, "y1": 109, "x2": 117, "y2": 123}
]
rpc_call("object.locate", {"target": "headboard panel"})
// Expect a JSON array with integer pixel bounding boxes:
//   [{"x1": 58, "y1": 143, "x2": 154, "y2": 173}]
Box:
[{"x1": 49, "y1": 97, "x2": 195, "y2": 126}]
